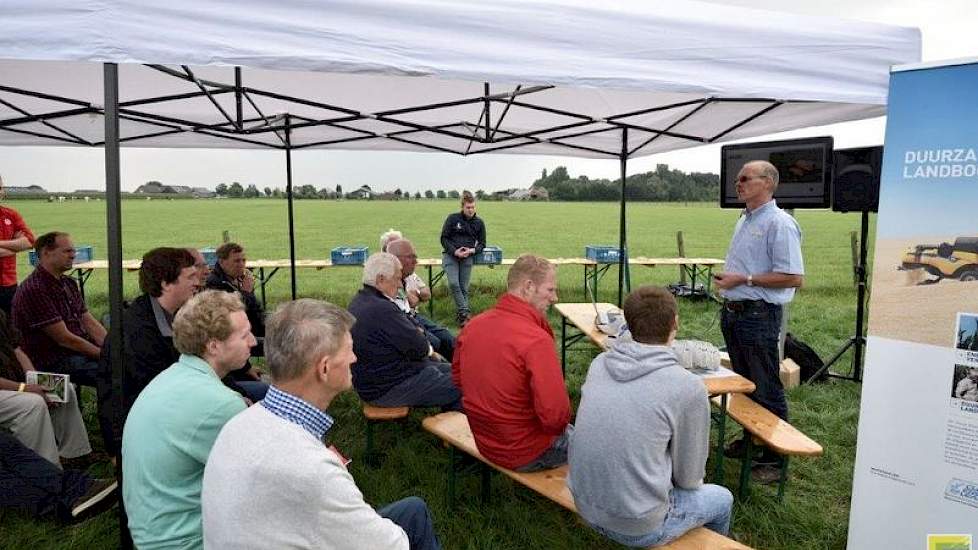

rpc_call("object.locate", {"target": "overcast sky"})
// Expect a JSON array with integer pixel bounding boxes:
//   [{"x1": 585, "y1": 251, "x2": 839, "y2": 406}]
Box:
[{"x1": 1, "y1": 0, "x2": 976, "y2": 193}]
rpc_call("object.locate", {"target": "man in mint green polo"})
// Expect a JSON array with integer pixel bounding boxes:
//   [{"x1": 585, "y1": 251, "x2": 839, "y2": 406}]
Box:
[{"x1": 122, "y1": 290, "x2": 255, "y2": 549}]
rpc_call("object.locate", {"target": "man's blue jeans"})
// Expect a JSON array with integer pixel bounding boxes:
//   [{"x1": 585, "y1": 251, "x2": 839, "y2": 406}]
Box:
[
  {"x1": 377, "y1": 496, "x2": 441, "y2": 550},
  {"x1": 417, "y1": 314, "x2": 455, "y2": 360},
  {"x1": 589, "y1": 484, "x2": 733, "y2": 547},
  {"x1": 442, "y1": 254, "x2": 473, "y2": 317},
  {"x1": 720, "y1": 301, "x2": 788, "y2": 420}
]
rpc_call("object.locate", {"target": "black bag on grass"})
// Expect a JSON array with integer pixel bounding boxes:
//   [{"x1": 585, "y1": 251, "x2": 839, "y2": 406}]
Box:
[{"x1": 785, "y1": 332, "x2": 827, "y2": 383}]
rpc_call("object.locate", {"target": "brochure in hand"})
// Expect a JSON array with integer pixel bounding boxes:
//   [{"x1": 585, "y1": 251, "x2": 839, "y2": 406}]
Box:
[{"x1": 25, "y1": 371, "x2": 70, "y2": 403}]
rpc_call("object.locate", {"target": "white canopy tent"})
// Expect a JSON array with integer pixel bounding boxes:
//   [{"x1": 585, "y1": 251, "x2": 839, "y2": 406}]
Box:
[
  {"x1": 0, "y1": 2, "x2": 921, "y2": 543},
  {"x1": 1, "y1": 0, "x2": 919, "y2": 157},
  {"x1": 0, "y1": 0, "x2": 922, "y2": 302},
  {"x1": 0, "y1": 0, "x2": 921, "y2": 296}
]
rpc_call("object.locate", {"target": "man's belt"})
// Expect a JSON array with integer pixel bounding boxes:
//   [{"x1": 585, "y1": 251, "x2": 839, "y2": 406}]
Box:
[{"x1": 722, "y1": 299, "x2": 769, "y2": 313}]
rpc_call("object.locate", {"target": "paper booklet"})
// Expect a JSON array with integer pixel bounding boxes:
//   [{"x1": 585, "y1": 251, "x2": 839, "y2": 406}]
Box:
[{"x1": 25, "y1": 371, "x2": 70, "y2": 403}]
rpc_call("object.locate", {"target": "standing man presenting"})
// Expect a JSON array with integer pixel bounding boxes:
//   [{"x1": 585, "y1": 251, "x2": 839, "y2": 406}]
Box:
[
  {"x1": 0, "y1": 175, "x2": 35, "y2": 315},
  {"x1": 713, "y1": 160, "x2": 804, "y2": 480}
]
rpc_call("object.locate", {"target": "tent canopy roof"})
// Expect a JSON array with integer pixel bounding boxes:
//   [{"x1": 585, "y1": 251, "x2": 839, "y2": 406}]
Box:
[{"x1": 0, "y1": 0, "x2": 921, "y2": 158}]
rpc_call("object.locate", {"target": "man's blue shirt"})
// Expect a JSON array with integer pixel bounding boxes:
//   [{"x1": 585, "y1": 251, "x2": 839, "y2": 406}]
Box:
[{"x1": 722, "y1": 199, "x2": 804, "y2": 304}]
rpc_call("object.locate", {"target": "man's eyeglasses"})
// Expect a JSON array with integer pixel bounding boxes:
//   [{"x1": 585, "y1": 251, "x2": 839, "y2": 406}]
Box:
[{"x1": 736, "y1": 175, "x2": 765, "y2": 184}]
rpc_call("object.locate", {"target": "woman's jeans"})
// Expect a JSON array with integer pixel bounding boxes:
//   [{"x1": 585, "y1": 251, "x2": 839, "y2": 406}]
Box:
[{"x1": 442, "y1": 254, "x2": 473, "y2": 317}]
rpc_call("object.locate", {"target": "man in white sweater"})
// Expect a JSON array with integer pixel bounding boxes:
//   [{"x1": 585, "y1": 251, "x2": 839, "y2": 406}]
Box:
[{"x1": 202, "y1": 299, "x2": 441, "y2": 550}]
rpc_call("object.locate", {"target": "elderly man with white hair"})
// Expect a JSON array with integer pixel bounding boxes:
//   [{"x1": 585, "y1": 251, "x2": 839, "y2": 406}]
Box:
[{"x1": 347, "y1": 253, "x2": 461, "y2": 411}]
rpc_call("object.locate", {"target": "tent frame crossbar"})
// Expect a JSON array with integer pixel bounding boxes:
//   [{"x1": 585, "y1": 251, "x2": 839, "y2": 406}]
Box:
[{"x1": 1, "y1": 64, "x2": 792, "y2": 157}]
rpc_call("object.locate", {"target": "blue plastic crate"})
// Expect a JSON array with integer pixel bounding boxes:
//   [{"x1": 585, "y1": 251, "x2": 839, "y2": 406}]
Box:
[
  {"x1": 585, "y1": 245, "x2": 624, "y2": 263},
  {"x1": 200, "y1": 247, "x2": 219, "y2": 267},
  {"x1": 473, "y1": 246, "x2": 503, "y2": 265},
  {"x1": 331, "y1": 246, "x2": 369, "y2": 265},
  {"x1": 29, "y1": 245, "x2": 94, "y2": 266}
]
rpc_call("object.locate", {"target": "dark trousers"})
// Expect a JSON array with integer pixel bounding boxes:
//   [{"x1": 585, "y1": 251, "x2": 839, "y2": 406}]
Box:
[
  {"x1": 0, "y1": 432, "x2": 90, "y2": 520},
  {"x1": 50, "y1": 354, "x2": 101, "y2": 388},
  {"x1": 418, "y1": 314, "x2": 455, "y2": 361},
  {"x1": 377, "y1": 496, "x2": 441, "y2": 550},
  {"x1": 0, "y1": 285, "x2": 16, "y2": 316},
  {"x1": 371, "y1": 362, "x2": 463, "y2": 412},
  {"x1": 720, "y1": 301, "x2": 788, "y2": 421}
]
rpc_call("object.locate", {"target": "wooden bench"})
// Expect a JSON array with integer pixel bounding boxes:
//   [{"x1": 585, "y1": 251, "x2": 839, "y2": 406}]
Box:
[
  {"x1": 362, "y1": 404, "x2": 410, "y2": 466},
  {"x1": 711, "y1": 394, "x2": 822, "y2": 500},
  {"x1": 422, "y1": 412, "x2": 753, "y2": 550}
]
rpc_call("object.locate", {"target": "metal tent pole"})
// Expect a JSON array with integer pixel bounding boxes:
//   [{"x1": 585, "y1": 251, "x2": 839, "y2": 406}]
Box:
[
  {"x1": 104, "y1": 62, "x2": 133, "y2": 550},
  {"x1": 285, "y1": 114, "x2": 297, "y2": 299},
  {"x1": 617, "y1": 128, "x2": 629, "y2": 307}
]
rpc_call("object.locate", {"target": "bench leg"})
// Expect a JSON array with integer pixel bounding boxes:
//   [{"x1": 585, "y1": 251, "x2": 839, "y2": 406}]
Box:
[
  {"x1": 777, "y1": 457, "x2": 790, "y2": 502},
  {"x1": 448, "y1": 446, "x2": 457, "y2": 510},
  {"x1": 713, "y1": 394, "x2": 727, "y2": 483},
  {"x1": 480, "y1": 463, "x2": 492, "y2": 504},
  {"x1": 738, "y1": 436, "x2": 753, "y2": 500}
]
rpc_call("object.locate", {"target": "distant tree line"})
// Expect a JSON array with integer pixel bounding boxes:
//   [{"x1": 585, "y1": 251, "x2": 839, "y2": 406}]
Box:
[{"x1": 530, "y1": 165, "x2": 719, "y2": 202}]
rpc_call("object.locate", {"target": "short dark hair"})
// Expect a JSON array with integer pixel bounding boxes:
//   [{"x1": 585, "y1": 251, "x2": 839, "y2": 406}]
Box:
[
  {"x1": 216, "y1": 242, "x2": 244, "y2": 260},
  {"x1": 34, "y1": 231, "x2": 69, "y2": 253},
  {"x1": 461, "y1": 190, "x2": 475, "y2": 205},
  {"x1": 139, "y1": 247, "x2": 195, "y2": 297},
  {"x1": 623, "y1": 286, "x2": 677, "y2": 345}
]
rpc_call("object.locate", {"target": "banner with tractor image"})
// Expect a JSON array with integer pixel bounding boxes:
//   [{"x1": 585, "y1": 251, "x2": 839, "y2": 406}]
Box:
[{"x1": 848, "y1": 60, "x2": 978, "y2": 549}]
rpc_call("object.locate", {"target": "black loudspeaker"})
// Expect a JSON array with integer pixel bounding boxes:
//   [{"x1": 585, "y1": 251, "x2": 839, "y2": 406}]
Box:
[{"x1": 832, "y1": 146, "x2": 883, "y2": 213}]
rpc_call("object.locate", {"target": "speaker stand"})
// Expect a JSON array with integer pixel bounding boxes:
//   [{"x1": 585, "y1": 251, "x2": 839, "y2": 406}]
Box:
[{"x1": 809, "y1": 210, "x2": 870, "y2": 383}]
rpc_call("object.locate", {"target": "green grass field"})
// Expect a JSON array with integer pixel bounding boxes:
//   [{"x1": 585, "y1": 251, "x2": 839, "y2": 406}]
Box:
[{"x1": 0, "y1": 199, "x2": 874, "y2": 549}]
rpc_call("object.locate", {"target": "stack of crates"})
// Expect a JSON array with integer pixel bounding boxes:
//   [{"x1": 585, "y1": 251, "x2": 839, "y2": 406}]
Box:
[
  {"x1": 29, "y1": 245, "x2": 94, "y2": 266},
  {"x1": 473, "y1": 246, "x2": 503, "y2": 265},
  {"x1": 585, "y1": 245, "x2": 625, "y2": 263},
  {"x1": 331, "y1": 246, "x2": 369, "y2": 265},
  {"x1": 200, "y1": 247, "x2": 219, "y2": 267}
]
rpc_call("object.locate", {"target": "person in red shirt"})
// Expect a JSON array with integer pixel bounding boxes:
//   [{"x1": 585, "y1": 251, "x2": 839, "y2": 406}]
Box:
[
  {"x1": 451, "y1": 254, "x2": 572, "y2": 472},
  {"x1": 0, "y1": 175, "x2": 36, "y2": 315}
]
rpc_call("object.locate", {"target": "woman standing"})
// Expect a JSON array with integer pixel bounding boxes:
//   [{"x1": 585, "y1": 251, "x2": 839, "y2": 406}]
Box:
[{"x1": 440, "y1": 191, "x2": 485, "y2": 326}]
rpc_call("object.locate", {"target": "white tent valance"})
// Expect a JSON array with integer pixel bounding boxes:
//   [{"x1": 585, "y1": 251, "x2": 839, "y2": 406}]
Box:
[{"x1": 0, "y1": 0, "x2": 920, "y2": 158}]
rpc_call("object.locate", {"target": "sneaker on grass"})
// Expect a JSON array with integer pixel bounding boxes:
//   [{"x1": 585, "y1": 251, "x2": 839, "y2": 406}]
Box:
[{"x1": 70, "y1": 478, "x2": 119, "y2": 521}]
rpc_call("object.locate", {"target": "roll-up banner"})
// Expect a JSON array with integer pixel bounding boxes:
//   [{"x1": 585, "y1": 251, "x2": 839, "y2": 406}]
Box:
[{"x1": 849, "y1": 59, "x2": 978, "y2": 549}]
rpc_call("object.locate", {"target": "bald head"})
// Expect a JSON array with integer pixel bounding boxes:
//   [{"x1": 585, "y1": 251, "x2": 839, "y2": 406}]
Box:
[{"x1": 386, "y1": 238, "x2": 418, "y2": 277}]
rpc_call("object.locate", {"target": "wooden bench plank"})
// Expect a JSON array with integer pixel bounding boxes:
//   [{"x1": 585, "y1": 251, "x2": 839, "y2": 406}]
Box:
[
  {"x1": 363, "y1": 404, "x2": 410, "y2": 420},
  {"x1": 711, "y1": 394, "x2": 822, "y2": 457},
  {"x1": 421, "y1": 412, "x2": 576, "y2": 510},
  {"x1": 665, "y1": 527, "x2": 753, "y2": 550},
  {"x1": 422, "y1": 412, "x2": 754, "y2": 549}
]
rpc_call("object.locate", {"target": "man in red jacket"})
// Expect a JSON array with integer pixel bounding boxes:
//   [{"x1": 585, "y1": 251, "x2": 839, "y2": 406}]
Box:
[{"x1": 452, "y1": 254, "x2": 572, "y2": 472}]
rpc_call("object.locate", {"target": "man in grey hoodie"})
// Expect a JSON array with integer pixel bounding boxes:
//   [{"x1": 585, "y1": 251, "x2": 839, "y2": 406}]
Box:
[{"x1": 568, "y1": 286, "x2": 733, "y2": 547}]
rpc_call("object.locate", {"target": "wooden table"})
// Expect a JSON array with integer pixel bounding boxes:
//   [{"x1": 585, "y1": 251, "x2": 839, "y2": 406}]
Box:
[
  {"x1": 554, "y1": 301, "x2": 755, "y2": 481},
  {"x1": 583, "y1": 257, "x2": 725, "y2": 303}
]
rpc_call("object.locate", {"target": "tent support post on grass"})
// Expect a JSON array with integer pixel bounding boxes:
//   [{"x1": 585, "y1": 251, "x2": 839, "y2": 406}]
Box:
[
  {"x1": 285, "y1": 114, "x2": 298, "y2": 300},
  {"x1": 103, "y1": 61, "x2": 133, "y2": 549},
  {"x1": 617, "y1": 127, "x2": 629, "y2": 308}
]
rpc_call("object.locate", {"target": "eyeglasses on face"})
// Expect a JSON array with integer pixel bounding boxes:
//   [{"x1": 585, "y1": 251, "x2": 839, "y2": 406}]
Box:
[{"x1": 736, "y1": 175, "x2": 766, "y2": 184}]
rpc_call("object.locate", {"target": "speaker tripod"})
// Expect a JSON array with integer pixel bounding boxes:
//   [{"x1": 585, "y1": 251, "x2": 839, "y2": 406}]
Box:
[{"x1": 809, "y1": 209, "x2": 870, "y2": 383}]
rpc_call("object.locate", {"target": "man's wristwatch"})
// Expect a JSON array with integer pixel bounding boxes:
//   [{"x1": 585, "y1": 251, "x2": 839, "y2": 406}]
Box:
[{"x1": 746, "y1": 274, "x2": 754, "y2": 287}]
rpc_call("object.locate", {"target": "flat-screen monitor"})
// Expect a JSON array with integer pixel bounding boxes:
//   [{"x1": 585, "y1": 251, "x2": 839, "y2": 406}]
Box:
[{"x1": 720, "y1": 136, "x2": 833, "y2": 209}]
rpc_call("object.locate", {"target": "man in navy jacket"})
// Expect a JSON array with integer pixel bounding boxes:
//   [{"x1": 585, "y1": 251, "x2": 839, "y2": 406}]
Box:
[{"x1": 348, "y1": 253, "x2": 461, "y2": 411}]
